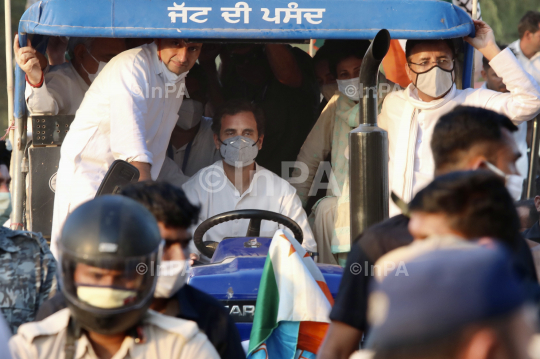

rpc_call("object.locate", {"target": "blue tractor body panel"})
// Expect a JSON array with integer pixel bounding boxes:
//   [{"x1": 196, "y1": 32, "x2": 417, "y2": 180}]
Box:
[
  {"x1": 20, "y1": 0, "x2": 474, "y2": 40},
  {"x1": 189, "y1": 237, "x2": 343, "y2": 341}
]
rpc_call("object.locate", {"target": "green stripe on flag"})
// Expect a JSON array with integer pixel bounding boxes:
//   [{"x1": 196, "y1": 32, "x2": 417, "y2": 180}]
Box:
[{"x1": 248, "y1": 254, "x2": 280, "y2": 354}]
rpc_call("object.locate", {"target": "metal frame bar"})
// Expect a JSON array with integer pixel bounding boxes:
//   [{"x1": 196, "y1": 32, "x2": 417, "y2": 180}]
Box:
[
  {"x1": 527, "y1": 115, "x2": 540, "y2": 199},
  {"x1": 11, "y1": 34, "x2": 28, "y2": 230}
]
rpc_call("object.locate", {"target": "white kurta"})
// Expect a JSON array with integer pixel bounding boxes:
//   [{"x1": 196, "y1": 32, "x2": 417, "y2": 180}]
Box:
[
  {"x1": 379, "y1": 48, "x2": 540, "y2": 217},
  {"x1": 25, "y1": 62, "x2": 89, "y2": 116},
  {"x1": 183, "y1": 161, "x2": 317, "y2": 256},
  {"x1": 51, "y1": 42, "x2": 187, "y2": 255},
  {"x1": 509, "y1": 40, "x2": 540, "y2": 84}
]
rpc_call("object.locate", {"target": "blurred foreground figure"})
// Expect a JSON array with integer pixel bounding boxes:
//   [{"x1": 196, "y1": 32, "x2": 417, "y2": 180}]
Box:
[
  {"x1": 0, "y1": 155, "x2": 55, "y2": 333},
  {"x1": 517, "y1": 199, "x2": 538, "y2": 232},
  {"x1": 0, "y1": 314, "x2": 11, "y2": 359},
  {"x1": 318, "y1": 107, "x2": 538, "y2": 359},
  {"x1": 365, "y1": 247, "x2": 534, "y2": 359},
  {"x1": 10, "y1": 196, "x2": 218, "y2": 359},
  {"x1": 481, "y1": 44, "x2": 529, "y2": 188},
  {"x1": 35, "y1": 182, "x2": 245, "y2": 358}
]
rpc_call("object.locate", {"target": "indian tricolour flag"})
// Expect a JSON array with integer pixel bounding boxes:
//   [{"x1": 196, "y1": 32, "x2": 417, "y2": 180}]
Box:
[{"x1": 247, "y1": 229, "x2": 334, "y2": 359}]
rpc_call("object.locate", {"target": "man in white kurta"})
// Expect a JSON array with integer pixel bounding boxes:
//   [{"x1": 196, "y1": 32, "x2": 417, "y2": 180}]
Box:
[
  {"x1": 15, "y1": 36, "x2": 127, "y2": 116},
  {"x1": 184, "y1": 161, "x2": 316, "y2": 256},
  {"x1": 182, "y1": 101, "x2": 316, "y2": 259},
  {"x1": 379, "y1": 20, "x2": 540, "y2": 216},
  {"x1": 509, "y1": 11, "x2": 540, "y2": 85},
  {"x1": 51, "y1": 39, "x2": 202, "y2": 255}
]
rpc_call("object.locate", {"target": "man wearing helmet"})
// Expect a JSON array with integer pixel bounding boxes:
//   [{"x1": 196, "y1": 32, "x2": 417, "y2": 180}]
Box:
[
  {"x1": 35, "y1": 182, "x2": 246, "y2": 358},
  {"x1": 9, "y1": 196, "x2": 219, "y2": 359}
]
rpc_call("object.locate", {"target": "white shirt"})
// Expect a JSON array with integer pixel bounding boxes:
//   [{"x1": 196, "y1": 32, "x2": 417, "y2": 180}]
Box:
[
  {"x1": 509, "y1": 40, "x2": 540, "y2": 84},
  {"x1": 51, "y1": 42, "x2": 187, "y2": 255},
  {"x1": 183, "y1": 161, "x2": 317, "y2": 255},
  {"x1": 9, "y1": 308, "x2": 219, "y2": 359},
  {"x1": 25, "y1": 62, "x2": 89, "y2": 115},
  {"x1": 173, "y1": 117, "x2": 221, "y2": 177},
  {"x1": 379, "y1": 48, "x2": 540, "y2": 217}
]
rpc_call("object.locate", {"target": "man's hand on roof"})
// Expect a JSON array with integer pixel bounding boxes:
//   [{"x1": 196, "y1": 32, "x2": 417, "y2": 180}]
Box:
[
  {"x1": 464, "y1": 20, "x2": 501, "y2": 61},
  {"x1": 14, "y1": 34, "x2": 44, "y2": 86}
]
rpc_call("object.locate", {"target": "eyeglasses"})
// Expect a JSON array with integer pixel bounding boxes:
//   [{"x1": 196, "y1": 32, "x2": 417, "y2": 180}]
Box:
[{"x1": 408, "y1": 58, "x2": 454, "y2": 73}]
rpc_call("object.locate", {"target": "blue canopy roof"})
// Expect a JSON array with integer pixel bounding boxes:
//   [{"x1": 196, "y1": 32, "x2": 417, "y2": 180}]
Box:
[{"x1": 19, "y1": 0, "x2": 474, "y2": 40}]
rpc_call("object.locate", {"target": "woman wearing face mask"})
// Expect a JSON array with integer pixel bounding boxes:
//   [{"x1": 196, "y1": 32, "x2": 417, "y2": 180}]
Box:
[
  {"x1": 380, "y1": 20, "x2": 540, "y2": 218},
  {"x1": 290, "y1": 40, "x2": 398, "y2": 266}
]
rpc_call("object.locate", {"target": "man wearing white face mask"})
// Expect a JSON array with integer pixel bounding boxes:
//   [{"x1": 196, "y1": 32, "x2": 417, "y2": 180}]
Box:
[
  {"x1": 380, "y1": 20, "x2": 540, "y2": 217},
  {"x1": 36, "y1": 182, "x2": 245, "y2": 359},
  {"x1": 14, "y1": 35, "x2": 127, "y2": 115},
  {"x1": 170, "y1": 64, "x2": 221, "y2": 177},
  {"x1": 14, "y1": 196, "x2": 219, "y2": 359},
  {"x1": 50, "y1": 38, "x2": 203, "y2": 258},
  {"x1": 183, "y1": 99, "x2": 317, "y2": 259}
]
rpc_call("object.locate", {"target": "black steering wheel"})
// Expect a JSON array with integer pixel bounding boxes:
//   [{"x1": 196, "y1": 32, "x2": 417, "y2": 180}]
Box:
[{"x1": 193, "y1": 209, "x2": 304, "y2": 258}]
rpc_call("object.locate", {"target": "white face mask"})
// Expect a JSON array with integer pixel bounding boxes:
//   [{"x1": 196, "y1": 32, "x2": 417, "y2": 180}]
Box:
[
  {"x1": 484, "y1": 161, "x2": 523, "y2": 201},
  {"x1": 177, "y1": 99, "x2": 204, "y2": 130},
  {"x1": 320, "y1": 83, "x2": 339, "y2": 102},
  {"x1": 413, "y1": 66, "x2": 454, "y2": 98},
  {"x1": 159, "y1": 60, "x2": 188, "y2": 85},
  {"x1": 154, "y1": 260, "x2": 189, "y2": 298},
  {"x1": 81, "y1": 49, "x2": 107, "y2": 83},
  {"x1": 505, "y1": 175, "x2": 524, "y2": 201},
  {"x1": 337, "y1": 77, "x2": 360, "y2": 101},
  {"x1": 220, "y1": 136, "x2": 260, "y2": 168},
  {"x1": 77, "y1": 286, "x2": 137, "y2": 309}
]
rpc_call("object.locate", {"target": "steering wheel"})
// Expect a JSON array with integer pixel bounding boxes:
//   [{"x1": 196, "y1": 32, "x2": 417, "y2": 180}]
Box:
[{"x1": 193, "y1": 209, "x2": 304, "y2": 258}]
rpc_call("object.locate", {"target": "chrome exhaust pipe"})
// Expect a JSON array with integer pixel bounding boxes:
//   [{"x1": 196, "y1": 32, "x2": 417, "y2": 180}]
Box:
[{"x1": 349, "y1": 29, "x2": 391, "y2": 243}]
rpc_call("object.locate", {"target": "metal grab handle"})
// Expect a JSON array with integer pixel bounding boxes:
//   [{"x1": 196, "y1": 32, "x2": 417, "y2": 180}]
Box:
[{"x1": 526, "y1": 115, "x2": 540, "y2": 198}]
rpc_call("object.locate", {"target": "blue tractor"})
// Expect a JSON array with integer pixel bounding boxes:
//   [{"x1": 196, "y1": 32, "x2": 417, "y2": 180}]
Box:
[
  {"x1": 10, "y1": 0, "x2": 478, "y2": 341},
  {"x1": 188, "y1": 209, "x2": 344, "y2": 340}
]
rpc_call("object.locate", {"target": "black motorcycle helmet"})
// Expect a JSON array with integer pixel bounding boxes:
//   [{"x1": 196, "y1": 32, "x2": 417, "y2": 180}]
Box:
[{"x1": 58, "y1": 195, "x2": 163, "y2": 335}]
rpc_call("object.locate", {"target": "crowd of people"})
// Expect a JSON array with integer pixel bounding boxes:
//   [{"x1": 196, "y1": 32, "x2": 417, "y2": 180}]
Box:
[{"x1": 0, "y1": 6, "x2": 539, "y2": 359}]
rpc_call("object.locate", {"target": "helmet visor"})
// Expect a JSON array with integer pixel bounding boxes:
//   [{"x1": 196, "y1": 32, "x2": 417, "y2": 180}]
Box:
[{"x1": 59, "y1": 242, "x2": 163, "y2": 311}]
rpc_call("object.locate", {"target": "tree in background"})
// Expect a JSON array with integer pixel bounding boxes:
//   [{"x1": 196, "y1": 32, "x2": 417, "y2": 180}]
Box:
[{"x1": 482, "y1": 0, "x2": 540, "y2": 44}]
